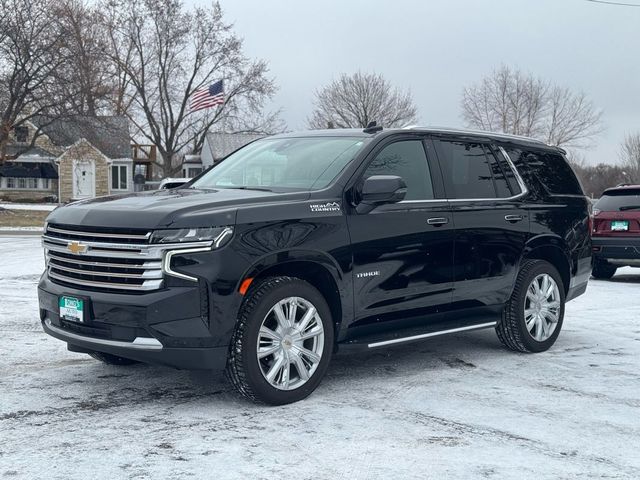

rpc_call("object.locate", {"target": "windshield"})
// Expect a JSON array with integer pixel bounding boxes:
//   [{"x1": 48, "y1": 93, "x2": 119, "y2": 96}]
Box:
[
  {"x1": 191, "y1": 136, "x2": 367, "y2": 192},
  {"x1": 595, "y1": 191, "x2": 640, "y2": 211}
]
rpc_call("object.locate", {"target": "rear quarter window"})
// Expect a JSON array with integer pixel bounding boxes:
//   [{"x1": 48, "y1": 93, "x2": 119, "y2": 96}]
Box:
[{"x1": 506, "y1": 149, "x2": 583, "y2": 196}]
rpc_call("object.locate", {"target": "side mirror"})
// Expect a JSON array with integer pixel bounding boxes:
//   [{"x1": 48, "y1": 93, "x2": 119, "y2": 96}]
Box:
[{"x1": 356, "y1": 175, "x2": 407, "y2": 214}]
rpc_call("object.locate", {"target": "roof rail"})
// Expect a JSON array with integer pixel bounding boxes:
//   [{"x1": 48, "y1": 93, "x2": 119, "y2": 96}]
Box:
[{"x1": 401, "y1": 125, "x2": 549, "y2": 145}]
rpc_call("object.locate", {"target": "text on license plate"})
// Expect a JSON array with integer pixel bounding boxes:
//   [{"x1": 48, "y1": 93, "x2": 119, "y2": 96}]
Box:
[
  {"x1": 611, "y1": 220, "x2": 629, "y2": 231},
  {"x1": 59, "y1": 296, "x2": 84, "y2": 323}
]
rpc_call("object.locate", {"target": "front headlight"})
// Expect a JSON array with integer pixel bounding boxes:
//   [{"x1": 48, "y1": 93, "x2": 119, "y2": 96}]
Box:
[{"x1": 150, "y1": 226, "x2": 233, "y2": 248}]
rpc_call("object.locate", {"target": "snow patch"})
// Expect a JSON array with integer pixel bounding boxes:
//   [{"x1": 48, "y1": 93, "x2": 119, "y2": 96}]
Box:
[{"x1": 1, "y1": 237, "x2": 639, "y2": 479}]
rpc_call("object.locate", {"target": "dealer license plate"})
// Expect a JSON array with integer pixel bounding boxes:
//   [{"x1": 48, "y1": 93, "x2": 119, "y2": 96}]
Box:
[
  {"x1": 611, "y1": 220, "x2": 629, "y2": 231},
  {"x1": 59, "y1": 296, "x2": 84, "y2": 323}
]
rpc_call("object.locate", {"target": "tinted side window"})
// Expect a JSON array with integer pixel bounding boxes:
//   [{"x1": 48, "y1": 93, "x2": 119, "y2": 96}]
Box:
[
  {"x1": 435, "y1": 140, "x2": 495, "y2": 199},
  {"x1": 363, "y1": 140, "x2": 434, "y2": 200},
  {"x1": 493, "y1": 148, "x2": 522, "y2": 196},
  {"x1": 509, "y1": 149, "x2": 582, "y2": 196},
  {"x1": 486, "y1": 148, "x2": 513, "y2": 198}
]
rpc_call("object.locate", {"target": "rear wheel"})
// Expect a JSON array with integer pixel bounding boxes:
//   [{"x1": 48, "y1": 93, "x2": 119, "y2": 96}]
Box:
[
  {"x1": 226, "y1": 276, "x2": 334, "y2": 405},
  {"x1": 592, "y1": 259, "x2": 617, "y2": 280},
  {"x1": 89, "y1": 352, "x2": 139, "y2": 366},
  {"x1": 496, "y1": 260, "x2": 565, "y2": 353}
]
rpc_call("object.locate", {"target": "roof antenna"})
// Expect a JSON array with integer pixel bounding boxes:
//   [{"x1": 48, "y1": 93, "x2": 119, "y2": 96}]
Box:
[{"x1": 363, "y1": 121, "x2": 383, "y2": 134}]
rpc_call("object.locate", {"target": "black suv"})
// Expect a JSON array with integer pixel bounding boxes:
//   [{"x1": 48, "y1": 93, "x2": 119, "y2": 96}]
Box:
[{"x1": 39, "y1": 127, "x2": 591, "y2": 404}]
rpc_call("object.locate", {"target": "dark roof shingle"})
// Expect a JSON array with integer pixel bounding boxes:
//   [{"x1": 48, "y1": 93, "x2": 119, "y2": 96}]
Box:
[{"x1": 32, "y1": 116, "x2": 131, "y2": 159}]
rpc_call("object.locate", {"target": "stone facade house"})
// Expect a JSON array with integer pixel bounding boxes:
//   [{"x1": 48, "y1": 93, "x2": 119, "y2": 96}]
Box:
[{"x1": 0, "y1": 116, "x2": 132, "y2": 203}]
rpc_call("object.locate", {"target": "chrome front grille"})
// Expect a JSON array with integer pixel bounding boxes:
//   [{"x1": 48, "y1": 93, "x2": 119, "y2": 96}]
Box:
[
  {"x1": 44, "y1": 224, "x2": 151, "y2": 244},
  {"x1": 42, "y1": 223, "x2": 211, "y2": 293}
]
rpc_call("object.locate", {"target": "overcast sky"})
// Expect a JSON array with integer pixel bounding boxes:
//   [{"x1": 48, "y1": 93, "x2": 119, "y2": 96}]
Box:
[{"x1": 191, "y1": 0, "x2": 639, "y2": 165}]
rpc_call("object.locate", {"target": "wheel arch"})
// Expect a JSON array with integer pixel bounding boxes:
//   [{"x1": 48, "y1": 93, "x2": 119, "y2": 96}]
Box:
[
  {"x1": 522, "y1": 235, "x2": 571, "y2": 295},
  {"x1": 237, "y1": 250, "x2": 348, "y2": 341}
]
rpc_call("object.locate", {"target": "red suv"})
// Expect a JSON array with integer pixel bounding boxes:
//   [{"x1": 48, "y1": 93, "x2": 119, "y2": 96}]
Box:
[{"x1": 592, "y1": 185, "x2": 640, "y2": 279}]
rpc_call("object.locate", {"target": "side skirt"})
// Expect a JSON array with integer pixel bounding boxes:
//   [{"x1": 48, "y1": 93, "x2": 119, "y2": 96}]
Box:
[
  {"x1": 367, "y1": 322, "x2": 496, "y2": 349},
  {"x1": 338, "y1": 318, "x2": 498, "y2": 352}
]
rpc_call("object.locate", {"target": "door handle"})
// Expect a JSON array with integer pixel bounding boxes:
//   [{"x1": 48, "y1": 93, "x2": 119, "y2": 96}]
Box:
[
  {"x1": 427, "y1": 217, "x2": 449, "y2": 226},
  {"x1": 504, "y1": 214, "x2": 524, "y2": 223}
]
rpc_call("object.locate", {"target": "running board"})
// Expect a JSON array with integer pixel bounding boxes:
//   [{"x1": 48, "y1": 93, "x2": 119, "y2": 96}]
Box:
[
  {"x1": 367, "y1": 322, "x2": 496, "y2": 348},
  {"x1": 339, "y1": 320, "x2": 497, "y2": 351}
]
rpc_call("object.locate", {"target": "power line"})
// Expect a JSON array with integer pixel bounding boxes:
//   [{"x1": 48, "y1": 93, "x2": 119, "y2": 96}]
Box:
[{"x1": 585, "y1": 0, "x2": 640, "y2": 6}]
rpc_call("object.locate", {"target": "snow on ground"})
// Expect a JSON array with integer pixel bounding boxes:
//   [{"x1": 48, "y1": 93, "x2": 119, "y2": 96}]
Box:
[
  {"x1": 1, "y1": 236, "x2": 639, "y2": 479},
  {"x1": 0, "y1": 203, "x2": 57, "y2": 211}
]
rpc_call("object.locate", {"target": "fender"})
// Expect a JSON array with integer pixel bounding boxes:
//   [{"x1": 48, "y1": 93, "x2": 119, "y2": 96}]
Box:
[
  {"x1": 518, "y1": 233, "x2": 572, "y2": 294},
  {"x1": 236, "y1": 248, "x2": 354, "y2": 339},
  {"x1": 237, "y1": 248, "x2": 346, "y2": 289},
  {"x1": 523, "y1": 233, "x2": 569, "y2": 256}
]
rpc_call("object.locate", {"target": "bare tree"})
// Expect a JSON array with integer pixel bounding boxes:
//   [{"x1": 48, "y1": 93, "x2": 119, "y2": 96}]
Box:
[
  {"x1": 104, "y1": 0, "x2": 281, "y2": 177},
  {"x1": 571, "y1": 162, "x2": 631, "y2": 198},
  {"x1": 57, "y1": 0, "x2": 113, "y2": 116},
  {"x1": 619, "y1": 132, "x2": 640, "y2": 183},
  {"x1": 462, "y1": 65, "x2": 603, "y2": 149},
  {"x1": 101, "y1": 0, "x2": 137, "y2": 117},
  {"x1": 0, "y1": 0, "x2": 74, "y2": 162},
  {"x1": 308, "y1": 72, "x2": 418, "y2": 129}
]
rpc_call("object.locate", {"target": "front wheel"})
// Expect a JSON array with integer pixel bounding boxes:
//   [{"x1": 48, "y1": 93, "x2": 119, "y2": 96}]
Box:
[
  {"x1": 496, "y1": 260, "x2": 565, "y2": 353},
  {"x1": 226, "y1": 276, "x2": 334, "y2": 405}
]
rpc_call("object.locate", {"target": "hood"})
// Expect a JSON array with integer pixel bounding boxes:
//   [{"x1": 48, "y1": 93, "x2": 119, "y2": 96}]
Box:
[{"x1": 47, "y1": 188, "x2": 310, "y2": 229}]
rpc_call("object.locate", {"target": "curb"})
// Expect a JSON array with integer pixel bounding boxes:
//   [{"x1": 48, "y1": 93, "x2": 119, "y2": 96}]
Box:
[{"x1": 0, "y1": 229, "x2": 43, "y2": 237}]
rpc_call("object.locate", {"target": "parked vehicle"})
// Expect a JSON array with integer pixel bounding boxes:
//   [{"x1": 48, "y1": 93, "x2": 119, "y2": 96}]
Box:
[
  {"x1": 159, "y1": 177, "x2": 192, "y2": 190},
  {"x1": 591, "y1": 185, "x2": 640, "y2": 279},
  {"x1": 38, "y1": 127, "x2": 591, "y2": 404}
]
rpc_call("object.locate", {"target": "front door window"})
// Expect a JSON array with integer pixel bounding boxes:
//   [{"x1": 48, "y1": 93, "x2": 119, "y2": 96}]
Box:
[{"x1": 363, "y1": 140, "x2": 434, "y2": 200}]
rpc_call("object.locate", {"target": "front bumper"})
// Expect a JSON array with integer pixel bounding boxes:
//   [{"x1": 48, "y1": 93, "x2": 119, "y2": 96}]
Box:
[
  {"x1": 38, "y1": 276, "x2": 229, "y2": 370},
  {"x1": 592, "y1": 236, "x2": 640, "y2": 266}
]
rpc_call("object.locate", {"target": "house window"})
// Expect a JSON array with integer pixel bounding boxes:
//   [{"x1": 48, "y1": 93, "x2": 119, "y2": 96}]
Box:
[
  {"x1": 42, "y1": 178, "x2": 50, "y2": 189},
  {"x1": 6, "y1": 178, "x2": 16, "y2": 188},
  {"x1": 111, "y1": 165, "x2": 128, "y2": 190},
  {"x1": 17, "y1": 178, "x2": 27, "y2": 189},
  {"x1": 27, "y1": 178, "x2": 38, "y2": 189},
  {"x1": 14, "y1": 126, "x2": 28, "y2": 143},
  {"x1": 187, "y1": 167, "x2": 203, "y2": 178}
]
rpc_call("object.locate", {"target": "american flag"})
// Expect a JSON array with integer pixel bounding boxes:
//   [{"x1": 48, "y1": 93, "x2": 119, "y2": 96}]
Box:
[{"x1": 190, "y1": 80, "x2": 224, "y2": 112}]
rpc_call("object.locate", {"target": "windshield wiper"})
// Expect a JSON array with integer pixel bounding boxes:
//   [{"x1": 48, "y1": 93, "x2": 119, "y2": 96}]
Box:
[
  {"x1": 223, "y1": 186, "x2": 273, "y2": 192},
  {"x1": 619, "y1": 205, "x2": 640, "y2": 211}
]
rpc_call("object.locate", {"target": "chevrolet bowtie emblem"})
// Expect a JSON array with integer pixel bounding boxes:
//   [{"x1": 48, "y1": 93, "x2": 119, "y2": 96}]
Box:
[{"x1": 67, "y1": 241, "x2": 88, "y2": 255}]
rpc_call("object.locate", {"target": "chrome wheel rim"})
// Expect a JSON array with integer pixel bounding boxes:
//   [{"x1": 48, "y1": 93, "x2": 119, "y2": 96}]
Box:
[
  {"x1": 524, "y1": 274, "x2": 561, "y2": 342},
  {"x1": 257, "y1": 296, "x2": 325, "y2": 391}
]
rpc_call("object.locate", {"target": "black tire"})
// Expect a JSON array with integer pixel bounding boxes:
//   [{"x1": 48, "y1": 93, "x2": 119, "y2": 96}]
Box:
[
  {"x1": 592, "y1": 259, "x2": 617, "y2": 280},
  {"x1": 89, "y1": 352, "x2": 139, "y2": 366},
  {"x1": 496, "y1": 259, "x2": 565, "y2": 353},
  {"x1": 226, "y1": 276, "x2": 334, "y2": 405}
]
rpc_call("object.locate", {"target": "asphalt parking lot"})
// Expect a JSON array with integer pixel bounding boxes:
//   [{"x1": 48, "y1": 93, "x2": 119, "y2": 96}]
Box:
[{"x1": 1, "y1": 236, "x2": 639, "y2": 479}]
